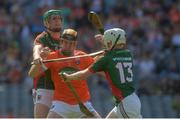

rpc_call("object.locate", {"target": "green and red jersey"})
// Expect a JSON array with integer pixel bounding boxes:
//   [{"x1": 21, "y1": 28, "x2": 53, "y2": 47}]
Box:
[
  {"x1": 33, "y1": 31, "x2": 61, "y2": 90},
  {"x1": 34, "y1": 31, "x2": 60, "y2": 51},
  {"x1": 89, "y1": 49, "x2": 135, "y2": 101}
]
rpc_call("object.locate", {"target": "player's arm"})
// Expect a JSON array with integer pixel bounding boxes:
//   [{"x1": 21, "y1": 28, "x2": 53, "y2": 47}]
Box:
[
  {"x1": 33, "y1": 32, "x2": 47, "y2": 60},
  {"x1": 28, "y1": 60, "x2": 48, "y2": 78},
  {"x1": 61, "y1": 66, "x2": 106, "y2": 81},
  {"x1": 61, "y1": 68, "x2": 92, "y2": 80},
  {"x1": 33, "y1": 44, "x2": 43, "y2": 60},
  {"x1": 61, "y1": 67, "x2": 106, "y2": 81},
  {"x1": 29, "y1": 47, "x2": 51, "y2": 78},
  {"x1": 61, "y1": 53, "x2": 106, "y2": 80}
]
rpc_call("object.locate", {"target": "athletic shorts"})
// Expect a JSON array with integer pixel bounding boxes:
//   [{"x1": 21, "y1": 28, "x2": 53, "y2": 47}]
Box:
[
  {"x1": 49, "y1": 100, "x2": 97, "y2": 118},
  {"x1": 112, "y1": 93, "x2": 142, "y2": 118},
  {"x1": 32, "y1": 89, "x2": 54, "y2": 108}
]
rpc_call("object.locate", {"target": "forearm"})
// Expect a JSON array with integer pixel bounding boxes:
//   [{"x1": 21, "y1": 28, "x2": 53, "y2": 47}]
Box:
[
  {"x1": 33, "y1": 44, "x2": 42, "y2": 60},
  {"x1": 68, "y1": 69, "x2": 91, "y2": 80},
  {"x1": 30, "y1": 44, "x2": 50, "y2": 78},
  {"x1": 28, "y1": 63, "x2": 47, "y2": 78},
  {"x1": 28, "y1": 65, "x2": 41, "y2": 78}
]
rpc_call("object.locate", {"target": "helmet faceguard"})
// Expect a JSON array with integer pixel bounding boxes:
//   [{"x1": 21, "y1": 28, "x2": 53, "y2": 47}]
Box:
[
  {"x1": 103, "y1": 28, "x2": 126, "y2": 50},
  {"x1": 61, "y1": 29, "x2": 78, "y2": 56},
  {"x1": 43, "y1": 10, "x2": 63, "y2": 32}
]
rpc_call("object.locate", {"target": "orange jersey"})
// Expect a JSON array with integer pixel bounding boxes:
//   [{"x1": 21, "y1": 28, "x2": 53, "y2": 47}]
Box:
[{"x1": 46, "y1": 50, "x2": 94, "y2": 104}]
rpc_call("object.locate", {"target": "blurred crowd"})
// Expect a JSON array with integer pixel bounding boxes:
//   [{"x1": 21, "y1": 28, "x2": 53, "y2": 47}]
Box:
[{"x1": 0, "y1": 0, "x2": 180, "y2": 116}]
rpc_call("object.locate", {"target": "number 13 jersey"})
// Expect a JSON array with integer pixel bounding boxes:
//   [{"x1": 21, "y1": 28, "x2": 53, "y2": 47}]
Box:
[{"x1": 89, "y1": 49, "x2": 135, "y2": 101}]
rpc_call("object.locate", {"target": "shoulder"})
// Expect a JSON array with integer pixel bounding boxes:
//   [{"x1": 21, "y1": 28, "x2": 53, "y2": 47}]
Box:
[{"x1": 34, "y1": 31, "x2": 48, "y2": 45}]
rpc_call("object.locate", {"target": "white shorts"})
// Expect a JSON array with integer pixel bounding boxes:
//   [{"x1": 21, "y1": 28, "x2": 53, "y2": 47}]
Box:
[
  {"x1": 32, "y1": 89, "x2": 54, "y2": 108},
  {"x1": 49, "y1": 100, "x2": 97, "y2": 118},
  {"x1": 113, "y1": 93, "x2": 142, "y2": 118}
]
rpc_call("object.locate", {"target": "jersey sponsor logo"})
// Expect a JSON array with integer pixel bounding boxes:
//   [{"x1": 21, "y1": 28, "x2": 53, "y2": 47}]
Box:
[{"x1": 113, "y1": 57, "x2": 132, "y2": 61}]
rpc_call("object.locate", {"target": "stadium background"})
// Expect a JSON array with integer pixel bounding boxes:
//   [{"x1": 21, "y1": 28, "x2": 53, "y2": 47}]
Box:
[{"x1": 0, "y1": 0, "x2": 180, "y2": 118}]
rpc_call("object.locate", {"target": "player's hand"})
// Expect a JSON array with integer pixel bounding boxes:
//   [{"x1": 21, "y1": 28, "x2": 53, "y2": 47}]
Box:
[
  {"x1": 31, "y1": 58, "x2": 48, "y2": 70},
  {"x1": 95, "y1": 34, "x2": 106, "y2": 49},
  {"x1": 32, "y1": 58, "x2": 42, "y2": 65},
  {"x1": 40, "y1": 47, "x2": 51, "y2": 59},
  {"x1": 95, "y1": 34, "x2": 103, "y2": 41},
  {"x1": 94, "y1": 55, "x2": 104, "y2": 61},
  {"x1": 59, "y1": 72, "x2": 72, "y2": 81}
]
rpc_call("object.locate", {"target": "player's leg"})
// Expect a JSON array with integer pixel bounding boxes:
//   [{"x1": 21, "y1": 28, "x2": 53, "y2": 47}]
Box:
[
  {"x1": 34, "y1": 103, "x2": 50, "y2": 118},
  {"x1": 123, "y1": 93, "x2": 142, "y2": 118},
  {"x1": 32, "y1": 89, "x2": 48, "y2": 118},
  {"x1": 47, "y1": 101, "x2": 66, "y2": 118},
  {"x1": 106, "y1": 93, "x2": 142, "y2": 118},
  {"x1": 33, "y1": 89, "x2": 54, "y2": 118},
  {"x1": 117, "y1": 93, "x2": 142, "y2": 118}
]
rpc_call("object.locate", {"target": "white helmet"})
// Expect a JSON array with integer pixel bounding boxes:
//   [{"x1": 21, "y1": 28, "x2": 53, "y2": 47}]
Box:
[{"x1": 103, "y1": 28, "x2": 126, "y2": 49}]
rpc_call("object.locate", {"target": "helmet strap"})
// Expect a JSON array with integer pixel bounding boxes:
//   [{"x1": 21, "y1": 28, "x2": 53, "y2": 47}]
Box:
[{"x1": 110, "y1": 34, "x2": 121, "y2": 50}]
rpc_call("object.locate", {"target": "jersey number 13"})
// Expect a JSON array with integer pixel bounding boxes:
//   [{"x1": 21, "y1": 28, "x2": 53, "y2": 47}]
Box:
[{"x1": 116, "y1": 62, "x2": 133, "y2": 84}]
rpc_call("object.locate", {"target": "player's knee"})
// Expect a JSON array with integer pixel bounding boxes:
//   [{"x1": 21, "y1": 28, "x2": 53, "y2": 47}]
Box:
[{"x1": 34, "y1": 103, "x2": 50, "y2": 118}]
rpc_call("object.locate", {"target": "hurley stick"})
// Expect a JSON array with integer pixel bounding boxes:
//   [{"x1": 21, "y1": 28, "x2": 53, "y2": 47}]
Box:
[
  {"x1": 88, "y1": 11, "x2": 104, "y2": 34},
  {"x1": 31, "y1": 50, "x2": 104, "y2": 65},
  {"x1": 61, "y1": 74, "x2": 94, "y2": 117}
]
